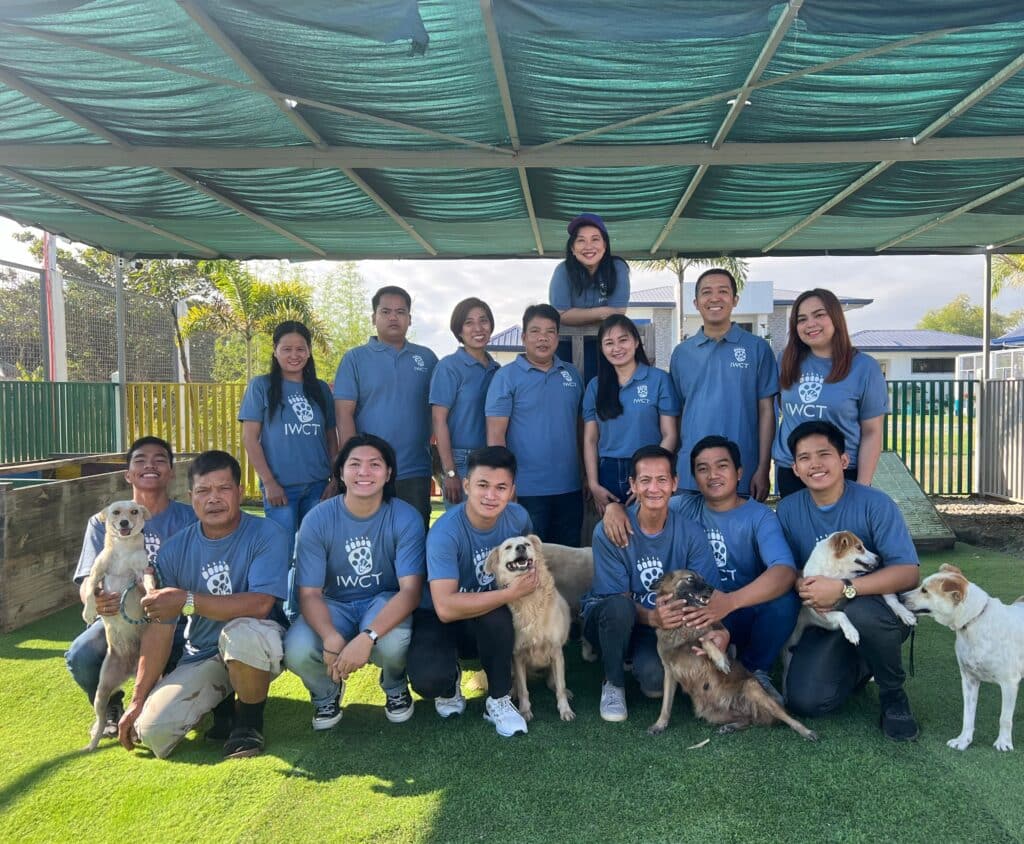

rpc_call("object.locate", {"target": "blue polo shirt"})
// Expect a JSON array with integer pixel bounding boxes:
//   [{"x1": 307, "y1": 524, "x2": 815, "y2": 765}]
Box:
[
  {"x1": 485, "y1": 354, "x2": 583, "y2": 496},
  {"x1": 773, "y1": 351, "x2": 888, "y2": 469},
  {"x1": 672, "y1": 494, "x2": 795, "y2": 591},
  {"x1": 424, "y1": 502, "x2": 533, "y2": 606},
  {"x1": 582, "y1": 504, "x2": 720, "y2": 614},
  {"x1": 670, "y1": 324, "x2": 778, "y2": 495},
  {"x1": 74, "y1": 500, "x2": 196, "y2": 584},
  {"x1": 582, "y1": 363, "x2": 680, "y2": 458},
  {"x1": 775, "y1": 481, "x2": 919, "y2": 571},
  {"x1": 429, "y1": 348, "x2": 500, "y2": 451},
  {"x1": 548, "y1": 257, "x2": 631, "y2": 310},
  {"x1": 155, "y1": 513, "x2": 289, "y2": 663},
  {"x1": 239, "y1": 375, "x2": 335, "y2": 487},
  {"x1": 333, "y1": 338, "x2": 438, "y2": 480},
  {"x1": 295, "y1": 495, "x2": 424, "y2": 604}
]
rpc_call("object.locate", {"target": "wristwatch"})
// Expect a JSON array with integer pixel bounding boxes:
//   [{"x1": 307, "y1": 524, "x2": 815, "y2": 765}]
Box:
[
  {"x1": 182, "y1": 591, "x2": 196, "y2": 616},
  {"x1": 362, "y1": 627, "x2": 379, "y2": 644},
  {"x1": 444, "y1": 468, "x2": 457, "y2": 479},
  {"x1": 841, "y1": 579, "x2": 857, "y2": 601}
]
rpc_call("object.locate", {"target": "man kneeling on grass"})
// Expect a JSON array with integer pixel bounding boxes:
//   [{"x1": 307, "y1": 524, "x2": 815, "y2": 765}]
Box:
[
  {"x1": 118, "y1": 450, "x2": 289, "y2": 760},
  {"x1": 283, "y1": 434, "x2": 424, "y2": 729}
]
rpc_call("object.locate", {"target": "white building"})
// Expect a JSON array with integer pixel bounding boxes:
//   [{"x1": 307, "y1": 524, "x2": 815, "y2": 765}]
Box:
[{"x1": 852, "y1": 330, "x2": 982, "y2": 380}]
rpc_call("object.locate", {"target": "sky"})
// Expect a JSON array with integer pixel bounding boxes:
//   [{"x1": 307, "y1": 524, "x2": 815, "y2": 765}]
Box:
[{"x1": 3, "y1": 218, "x2": 1023, "y2": 360}]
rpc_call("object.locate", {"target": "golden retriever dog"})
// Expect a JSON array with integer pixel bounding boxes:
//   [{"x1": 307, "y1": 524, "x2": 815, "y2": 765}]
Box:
[
  {"x1": 648, "y1": 570, "x2": 817, "y2": 741},
  {"x1": 539, "y1": 542, "x2": 593, "y2": 614},
  {"x1": 81, "y1": 500, "x2": 156, "y2": 751},
  {"x1": 485, "y1": 535, "x2": 574, "y2": 722},
  {"x1": 904, "y1": 564, "x2": 1024, "y2": 751}
]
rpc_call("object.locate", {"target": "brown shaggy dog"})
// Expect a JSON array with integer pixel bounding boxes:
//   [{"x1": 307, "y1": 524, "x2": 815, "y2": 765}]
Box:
[
  {"x1": 647, "y1": 570, "x2": 817, "y2": 741},
  {"x1": 485, "y1": 535, "x2": 574, "y2": 722}
]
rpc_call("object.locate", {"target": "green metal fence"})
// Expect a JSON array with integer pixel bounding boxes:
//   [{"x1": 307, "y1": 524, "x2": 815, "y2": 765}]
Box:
[
  {"x1": 884, "y1": 379, "x2": 976, "y2": 496},
  {"x1": 0, "y1": 381, "x2": 119, "y2": 464}
]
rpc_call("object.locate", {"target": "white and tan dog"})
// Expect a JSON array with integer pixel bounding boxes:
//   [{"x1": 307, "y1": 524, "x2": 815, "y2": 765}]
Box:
[
  {"x1": 783, "y1": 531, "x2": 916, "y2": 682},
  {"x1": 904, "y1": 564, "x2": 1024, "y2": 751},
  {"x1": 485, "y1": 535, "x2": 574, "y2": 722},
  {"x1": 81, "y1": 500, "x2": 156, "y2": 751}
]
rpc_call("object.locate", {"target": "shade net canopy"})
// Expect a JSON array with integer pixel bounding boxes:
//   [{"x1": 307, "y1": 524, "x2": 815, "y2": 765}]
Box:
[{"x1": 1, "y1": 0, "x2": 1023, "y2": 260}]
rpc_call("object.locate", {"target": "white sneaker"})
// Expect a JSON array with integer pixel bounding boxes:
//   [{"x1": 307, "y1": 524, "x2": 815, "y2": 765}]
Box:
[
  {"x1": 434, "y1": 669, "x2": 467, "y2": 718},
  {"x1": 599, "y1": 682, "x2": 628, "y2": 722},
  {"x1": 483, "y1": 694, "x2": 528, "y2": 737}
]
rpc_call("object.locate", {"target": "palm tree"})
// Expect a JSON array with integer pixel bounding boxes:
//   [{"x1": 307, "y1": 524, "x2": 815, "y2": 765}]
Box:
[
  {"x1": 628, "y1": 256, "x2": 750, "y2": 340},
  {"x1": 992, "y1": 253, "x2": 1024, "y2": 297},
  {"x1": 180, "y1": 260, "x2": 328, "y2": 382}
]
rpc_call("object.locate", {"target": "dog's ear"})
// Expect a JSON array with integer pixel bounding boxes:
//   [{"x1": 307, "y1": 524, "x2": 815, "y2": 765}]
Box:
[
  {"x1": 483, "y1": 546, "x2": 500, "y2": 576},
  {"x1": 940, "y1": 576, "x2": 966, "y2": 605},
  {"x1": 97, "y1": 508, "x2": 107, "y2": 523},
  {"x1": 138, "y1": 504, "x2": 152, "y2": 521},
  {"x1": 528, "y1": 534, "x2": 543, "y2": 555},
  {"x1": 939, "y1": 563, "x2": 962, "y2": 575},
  {"x1": 833, "y1": 532, "x2": 853, "y2": 553}
]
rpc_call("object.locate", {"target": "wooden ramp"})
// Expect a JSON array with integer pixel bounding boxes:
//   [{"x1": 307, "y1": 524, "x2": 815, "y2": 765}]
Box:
[{"x1": 872, "y1": 451, "x2": 956, "y2": 552}]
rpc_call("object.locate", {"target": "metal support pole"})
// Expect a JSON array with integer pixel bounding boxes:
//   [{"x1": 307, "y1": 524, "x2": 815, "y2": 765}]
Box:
[
  {"x1": 114, "y1": 255, "x2": 128, "y2": 449},
  {"x1": 977, "y1": 252, "x2": 993, "y2": 495},
  {"x1": 42, "y1": 232, "x2": 68, "y2": 380},
  {"x1": 37, "y1": 264, "x2": 50, "y2": 380}
]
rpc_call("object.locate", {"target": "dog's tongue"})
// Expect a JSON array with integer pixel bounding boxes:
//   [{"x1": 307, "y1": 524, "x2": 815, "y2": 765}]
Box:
[{"x1": 119, "y1": 527, "x2": 132, "y2": 536}]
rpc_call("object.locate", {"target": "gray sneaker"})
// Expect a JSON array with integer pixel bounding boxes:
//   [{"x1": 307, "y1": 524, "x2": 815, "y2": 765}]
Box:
[
  {"x1": 753, "y1": 669, "x2": 784, "y2": 705},
  {"x1": 483, "y1": 694, "x2": 528, "y2": 737},
  {"x1": 599, "y1": 682, "x2": 628, "y2": 722},
  {"x1": 434, "y1": 670, "x2": 467, "y2": 719}
]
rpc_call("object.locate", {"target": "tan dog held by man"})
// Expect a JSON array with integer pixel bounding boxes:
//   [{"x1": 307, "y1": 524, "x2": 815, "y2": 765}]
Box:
[
  {"x1": 485, "y1": 535, "x2": 574, "y2": 722},
  {"x1": 903, "y1": 564, "x2": 1024, "y2": 751},
  {"x1": 81, "y1": 500, "x2": 157, "y2": 751},
  {"x1": 648, "y1": 570, "x2": 817, "y2": 740}
]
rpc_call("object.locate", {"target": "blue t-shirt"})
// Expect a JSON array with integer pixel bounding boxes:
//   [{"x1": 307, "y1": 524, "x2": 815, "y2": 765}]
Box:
[
  {"x1": 775, "y1": 481, "x2": 919, "y2": 571},
  {"x1": 155, "y1": 513, "x2": 289, "y2": 663},
  {"x1": 429, "y1": 348, "x2": 500, "y2": 451},
  {"x1": 672, "y1": 494, "x2": 795, "y2": 591},
  {"x1": 333, "y1": 338, "x2": 438, "y2": 480},
  {"x1": 548, "y1": 257, "x2": 630, "y2": 311},
  {"x1": 74, "y1": 500, "x2": 196, "y2": 584},
  {"x1": 773, "y1": 351, "x2": 888, "y2": 469},
  {"x1": 582, "y1": 363, "x2": 681, "y2": 459},
  {"x1": 424, "y1": 502, "x2": 533, "y2": 607},
  {"x1": 238, "y1": 375, "x2": 336, "y2": 487},
  {"x1": 582, "y1": 504, "x2": 721, "y2": 615},
  {"x1": 295, "y1": 495, "x2": 425, "y2": 604},
  {"x1": 485, "y1": 355, "x2": 583, "y2": 496},
  {"x1": 669, "y1": 324, "x2": 778, "y2": 495}
]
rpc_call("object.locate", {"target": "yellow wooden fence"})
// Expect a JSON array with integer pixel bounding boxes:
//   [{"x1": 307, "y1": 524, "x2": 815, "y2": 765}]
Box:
[{"x1": 125, "y1": 383, "x2": 261, "y2": 500}]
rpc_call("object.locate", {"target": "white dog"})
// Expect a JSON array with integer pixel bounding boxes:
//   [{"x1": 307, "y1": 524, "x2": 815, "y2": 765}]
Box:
[
  {"x1": 81, "y1": 500, "x2": 156, "y2": 751},
  {"x1": 783, "y1": 531, "x2": 916, "y2": 681},
  {"x1": 904, "y1": 564, "x2": 1024, "y2": 751}
]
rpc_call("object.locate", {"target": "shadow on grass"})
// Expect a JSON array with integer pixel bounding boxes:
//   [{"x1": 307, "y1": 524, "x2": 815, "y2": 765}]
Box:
[
  {"x1": 4, "y1": 644, "x2": 68, "y2": 660},
  {"x1": 0, "y1": 749, "x2": 94, "y2": 813}
]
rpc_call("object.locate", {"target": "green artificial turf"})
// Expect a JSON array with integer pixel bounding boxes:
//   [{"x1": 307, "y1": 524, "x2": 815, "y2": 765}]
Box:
[{"x1": 3, "y1": 545, "x2": 1023, "y2": 843}]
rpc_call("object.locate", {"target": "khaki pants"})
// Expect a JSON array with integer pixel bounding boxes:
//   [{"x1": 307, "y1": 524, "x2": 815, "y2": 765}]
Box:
[{"x1": 135, "y1": 617, "x2": 284, "y2": 759}]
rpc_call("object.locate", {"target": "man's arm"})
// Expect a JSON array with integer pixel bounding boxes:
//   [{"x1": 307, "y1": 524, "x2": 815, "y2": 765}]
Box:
[
  {"x1": 431, "y1": 575, "x2": 537, "y2": 623},
  {"x1": 335, "y1": 398, "x2": 357, "y2": 450},
  {"x1": 751, "y1": 394, "x2": 776, "y2": 502},
  {"x1": 141, "y1": 588, "x2": 276, "y2": 623},
  {"x1": 118, "y1": 620, "x2": 175, "y2": 750},
  {"x1": 557, "y1": 306, "x2": 626, "y2": 326},
  {"x1": 433, "y1": 405, "x2": 462, "y2": 504},
  {"x1": 683, "y1": 566, "x2": 796, "y2": 627},
  {"x1": 336, "y1": 574, "x2": 424, "y2": 678},
  {"x1": 800, "y1": 563, "x2": 919, "y2": 612},
  {"x1": 486, "y1": 416, "x2": 509, "y2": 447},
  {"x1": 658, "y1": 413, "x2": 679, "y2": 454}
]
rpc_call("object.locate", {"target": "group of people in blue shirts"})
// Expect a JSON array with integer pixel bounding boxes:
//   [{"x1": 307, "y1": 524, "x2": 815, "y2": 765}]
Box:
[{"x1": 67, "y1": 212, "x2": 920, "y2": 759}]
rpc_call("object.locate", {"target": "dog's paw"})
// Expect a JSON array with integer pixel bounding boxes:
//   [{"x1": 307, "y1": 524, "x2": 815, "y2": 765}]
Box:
[
  {"x1": 559, "y1": 707, "x2": 576, "y2": 722},
  {"x1": 841, "y1": 628, "x2": 861, "y2": 645},
  {"x1": 804, "y1": 730, "x2": 819, "y2": 742},
  {"x1": 994, "y1": 736, "x2": 1014, "y2": 752},
  {"x1": 520, "y1": 707, "x2": 533, "y2": 722},
  {"x1": 947, "y1": 735, "x2": 973, "y2": 750},
  {"x1": 895, "y1": 605, "x2": 917, "y2": 626},
  {"x1": 647, "y1": 722, "x2": 668, "y2": 736}
]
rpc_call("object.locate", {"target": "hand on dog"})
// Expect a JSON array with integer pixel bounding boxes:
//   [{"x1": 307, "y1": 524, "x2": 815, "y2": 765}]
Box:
[
  {"x1": 680, "y1": 590, "x2": 735, "y2": 628},
  {"x1": 140, "y1": 587, "x2": 187, "y2": 623},
  {"x1": 653, "y1": 595, "x2": 688, "y2": 629},
  {"x1": 799, "y1": 576, "x2": 845, "y2": 613},
  {"x1": 692, "y1": 627, "x2": 730, "y2": 658},
  {"x1": 588, "y1": 483, "x2": 620, "y2": 517},
  {"x1": 335, "y1": 633, "x2": 373, "y2": 680},
  {"x1": 507, "y1": 568, "x2": 540, "y2": 600},
  {"x1": 93, "y1": 586, "x2": 121, "y2": 617},
  {"x1": 602, "y1": 503, "x2": 633, "y2": 548},
  {"x1": 264, "y1": 481, "x2": 288, "y2": 507}
]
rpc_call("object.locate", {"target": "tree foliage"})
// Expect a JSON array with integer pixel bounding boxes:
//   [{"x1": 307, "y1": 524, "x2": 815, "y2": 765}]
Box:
[
  {"x1": 917, "y1": 293, "x2": 1023, "y2": 339},
  {"x1": 992, "y1": 253, "x2": 1024, "y2": 297},
  {"x1": 310, "y1": 262, "x2": 372, "y2": 367}
]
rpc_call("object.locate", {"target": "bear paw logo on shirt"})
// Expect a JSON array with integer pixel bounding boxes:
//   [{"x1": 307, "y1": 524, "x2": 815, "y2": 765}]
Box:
[
  {"x1": 560, "y1": 370, "x2": 575, "y2": 387},
  {"x1": 287, "y1": 392, "x2": 315, "y2": 424},
  {"x1": 733, "y1": 347, "x2": 747, "y2": 363},
  {"x1": 636, "y1": 384, "x2": 648, "y2": 399},
  {"x1": 473, "y1": 546, "x2": 494, "y2": 587},
  {"x1": 798, "y1": 372, "x2": 824, "y2": 404},
  {"x1": 637, "y1": 556, "x2": 664, "y2": 591},
  {"x1": 706, "y1": 528, "x2": 728, "y2": 568},
  {"x1": 201, "y1": 561, "x2": 233, "y2": 595},
  {"x1": 345, "y1": 537, "x2": 374, "y2": 575},
  {"x1": 412, "y1": 354, "x2": 427, "y2": 372}
]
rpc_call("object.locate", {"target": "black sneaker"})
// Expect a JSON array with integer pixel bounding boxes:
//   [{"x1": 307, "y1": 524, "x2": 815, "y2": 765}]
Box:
[
  {"x1": 223, "y1": 726, "x2": 265, "y2": 759},
  {"x1": 384, "y1": 687, "x2": 415, "y2": 723},
  {"x1": 880, "y1": 690, "x2": 919, "y2": 742},
  {"x1": 312, "y1": 697, "x2": 343, "y2": 731},
  {"x1": 102, "y1": 694, "x2": 125, "y2": 738}
]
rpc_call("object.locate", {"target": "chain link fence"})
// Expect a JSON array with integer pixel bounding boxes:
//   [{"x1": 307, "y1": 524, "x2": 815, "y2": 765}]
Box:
[{"x1": 0, "y1": 260, "x2": 45, "y2": 379}]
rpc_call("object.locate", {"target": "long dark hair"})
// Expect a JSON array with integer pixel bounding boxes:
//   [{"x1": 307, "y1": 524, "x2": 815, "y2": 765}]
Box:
[
  {"x1": 266, "y1": 321, "x2": 327, "y2": 421},
  {"x1": 595, "y1": 315, "x2": 650, "y2": 421},
  {"x1": 564, "y1": 227, "x2": 626, "y2": 301},
  {"x1": 779, "y1": 289, "x2": 856, "y2": 390}
]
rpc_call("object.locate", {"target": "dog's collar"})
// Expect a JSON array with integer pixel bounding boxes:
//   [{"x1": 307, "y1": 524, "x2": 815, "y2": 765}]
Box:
[{"x1": 957, "y1": 599, "x2": 992, "y2": 632}]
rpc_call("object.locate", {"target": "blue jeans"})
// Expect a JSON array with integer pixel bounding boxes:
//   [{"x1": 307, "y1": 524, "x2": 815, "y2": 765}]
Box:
[
  {"x1": 441, "y1": 448, "x2": 473, "y2": 512},
  {"x1": 518, "y1": 490, "x2": 583, "y2": 547},
  {"x1": 721, "y1": 589, "x2": 800, "y2": 673},
  {"x1": 283, "y1": 593, "x2": 413, "y2": 706},
  {"x1": 598, "y1": 456, "x2": 633, "y2": 504},
  {"x1": 66, "y1": 617, "x2": 185, "y2": 703},
  {"x1": 262, "y1": 479, "x2": 328, "y2": 622}
]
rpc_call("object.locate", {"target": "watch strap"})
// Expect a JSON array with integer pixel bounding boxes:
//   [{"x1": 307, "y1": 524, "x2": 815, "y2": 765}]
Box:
[{"x1": 362, "y1": 627, "x2": 379, "y2": 643}]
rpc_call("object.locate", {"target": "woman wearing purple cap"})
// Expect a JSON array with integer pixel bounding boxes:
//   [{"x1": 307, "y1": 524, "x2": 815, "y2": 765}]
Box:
[{"x1": 548, "y1": 213, "x2": 631, "y2": 379}]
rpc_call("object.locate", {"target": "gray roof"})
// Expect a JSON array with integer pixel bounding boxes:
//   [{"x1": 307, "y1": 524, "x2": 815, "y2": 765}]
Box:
[
  {"x1": 774, "y1": 288, "x2": 873, "y2": 306},
  {"x1": 851, "y1": 329, "x2": 983, "y2": 352}
]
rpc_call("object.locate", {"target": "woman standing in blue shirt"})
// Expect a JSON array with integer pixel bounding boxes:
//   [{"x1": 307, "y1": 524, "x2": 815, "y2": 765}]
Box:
[
  {"x1": 773, "y1": 289, "x2": 888, "y2": 497},
  {"x1": 430, "y1": 298, "x2": 500, "y2": 508},
  {"x1": 583, "y1": 315, "x2": 679, "y2": 514}
]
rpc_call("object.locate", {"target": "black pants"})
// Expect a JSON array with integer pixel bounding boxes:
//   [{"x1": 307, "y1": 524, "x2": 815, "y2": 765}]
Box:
[
  {"x1": 406, "y1": 606, "x2": 515, "y2": 700},
  {"x1": 785, "y1": 594, "x2": 912, "y2": 717},
  {"x1": 395, "y1": 476, "x2": 432, "y2": 530},
  {"x1": 776, "y1": 464, "x2": 858, "y2": 498}
]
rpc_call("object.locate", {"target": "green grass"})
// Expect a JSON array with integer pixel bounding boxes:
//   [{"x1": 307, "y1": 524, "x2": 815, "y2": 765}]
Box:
[{"x1": 4, "y1": 546, "x2": 1024, "y2": 843}]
